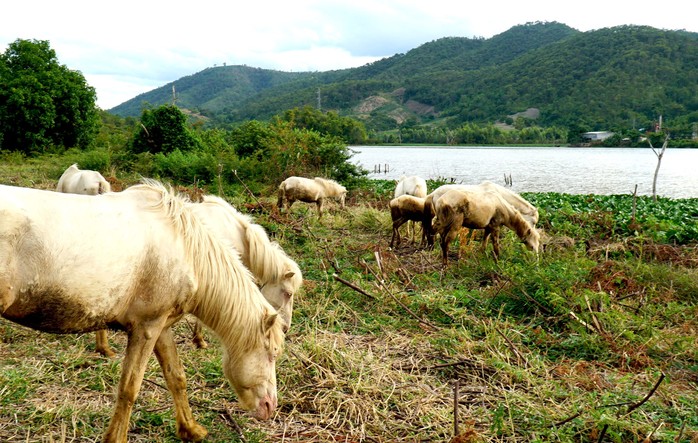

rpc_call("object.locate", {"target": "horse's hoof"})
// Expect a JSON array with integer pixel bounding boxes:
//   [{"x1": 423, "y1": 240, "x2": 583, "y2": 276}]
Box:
[
  {"x1": 97, "y1": 347, "x2": 117, "y2": 358},
  {"x1": 192, "y1": 338, "x2": 208, "y2": 349},
  {"x1": 178, "y1": 423, "x2": 208, "y2": 442}
]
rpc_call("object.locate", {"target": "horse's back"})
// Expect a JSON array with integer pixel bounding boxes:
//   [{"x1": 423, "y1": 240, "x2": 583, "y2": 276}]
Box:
[
  {"x1": 0, "y1": 185, "x2": 194, "y2": 333},
  {"x1": 394, "y1": 175, "x2": 427, "y2": 199},
  {"x1": 478, "y1": 181, "x2": 538, "y2": 225},
  {"x1": 281, "y1": 176, "x2": 320, "y2": 201}
]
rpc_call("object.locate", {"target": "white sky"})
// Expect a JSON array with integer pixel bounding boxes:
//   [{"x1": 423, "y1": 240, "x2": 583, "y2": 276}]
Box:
[{"x1": 2, "y1": 0, "x2": 695, "y2": 110}]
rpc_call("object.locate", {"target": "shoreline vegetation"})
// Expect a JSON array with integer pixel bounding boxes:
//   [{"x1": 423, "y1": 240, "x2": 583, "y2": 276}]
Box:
[{"x1": 0, "y1": 160, "x2": 697, "y2": 442}]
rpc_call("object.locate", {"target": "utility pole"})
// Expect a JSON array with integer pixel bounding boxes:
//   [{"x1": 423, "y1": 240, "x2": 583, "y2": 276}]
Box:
[{"x1": 317, "y1": 88, "x2": 321, "y2": 111}]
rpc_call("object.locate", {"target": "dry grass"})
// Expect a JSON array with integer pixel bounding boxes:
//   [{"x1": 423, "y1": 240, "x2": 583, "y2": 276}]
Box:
[{"x1": 1, "y1": 182, "x2": 697, "y2": 442}]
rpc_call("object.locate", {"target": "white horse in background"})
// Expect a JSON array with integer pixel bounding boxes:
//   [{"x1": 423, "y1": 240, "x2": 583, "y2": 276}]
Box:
[
  {"x1": 277, "y1": 176, "x2": 347, "y2": 218},
  {"x1": 393, "y1": 175, "x2": 428, "y2": 242},
  {"x1": 0, "y1": 180, "x2": 285, "y2": 442},
  {"x1": 56, "y1": 163, "x2": 111, "y2": 195},
  {"x1": 394, "y1": 175, "x2": 427, "y2": 199},
  {"x1": 433, "y1": 188, "x2": 540, "y2": 265}
]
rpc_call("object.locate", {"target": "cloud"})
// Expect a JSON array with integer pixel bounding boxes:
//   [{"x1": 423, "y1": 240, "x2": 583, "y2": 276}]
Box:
[{"x1": 2, "y1": 0, "x2": 697, "y2": 109}]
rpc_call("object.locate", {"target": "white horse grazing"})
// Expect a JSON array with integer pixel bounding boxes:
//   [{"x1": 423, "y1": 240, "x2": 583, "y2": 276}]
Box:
[
  {"x1": 56, "y1": 163, "x2": 111, "y2": 195},
  {"x1": 0, "y1": 181, "x2": 285, "y2": 442},
  {"x1": 478, "y1": 181, "x2": 539, "y2": 227},
  {"x1": 277, "y1": 176, "x2": 347, "y2": 218},
  {"x1": 394, "y1": 175, "x2": 427, "y2": 199},
  {"x1": 423, "y1": 182, "x2": 539, "y2": 246},
  {"x1": 90, "y1": 193, "x2": 304, "y2": 356},
  {"x1": 188, "y1": 195, "x2": 303, "y2": 348},
  {"x1": 433, "y1": 189, "x2": 540, "y2": 265},
  {"x1": 393, "y1": 175, "x2": 428, "y2": 242},
  {"x1": 389, "y1": 194, "x2": 426, "y2": 248}
]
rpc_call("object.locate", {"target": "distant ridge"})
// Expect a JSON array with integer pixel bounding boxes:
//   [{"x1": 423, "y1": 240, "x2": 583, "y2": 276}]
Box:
[{"x1": 109, "y1": 22, "x2": 698, "y2": 132}]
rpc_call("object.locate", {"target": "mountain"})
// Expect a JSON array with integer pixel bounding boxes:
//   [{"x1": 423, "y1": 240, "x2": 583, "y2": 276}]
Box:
[{"x1": 109, "y1": 22, "x2": 698, "y2": 132}]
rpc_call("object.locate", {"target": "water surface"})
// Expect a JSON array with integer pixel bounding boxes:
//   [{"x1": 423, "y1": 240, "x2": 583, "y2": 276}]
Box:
[{"x1": 350, "y1": 146, "x2": 698, "y2": 198}]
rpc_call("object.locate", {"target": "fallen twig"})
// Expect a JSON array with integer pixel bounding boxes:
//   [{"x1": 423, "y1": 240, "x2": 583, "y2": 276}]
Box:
[
  {"x1": 568, "y1": 311, "x2": 596, "y2": 333},
  {"x1": 333, "y1": 273, "x2": 377, "y2": 300},
  {"x1": 232, "y1": 169, "x2": 264, "y2": 210},
  {"x1": 623, "y1": 372, "x2": 665, "y2": 416}
]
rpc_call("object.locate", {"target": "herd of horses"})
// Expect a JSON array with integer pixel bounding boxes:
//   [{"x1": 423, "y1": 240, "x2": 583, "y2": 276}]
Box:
[
  {"x1": 389, "y1": 175, "x2": 541, "y2": 265},
  {"x1": 0, "y1": 165, "x2": 538, "y2": 441}
]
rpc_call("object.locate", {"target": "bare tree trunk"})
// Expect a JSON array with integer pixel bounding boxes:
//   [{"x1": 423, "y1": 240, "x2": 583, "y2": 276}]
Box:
[{"x1": 649, "y1": 135, "x2": 669, "y2": 202}]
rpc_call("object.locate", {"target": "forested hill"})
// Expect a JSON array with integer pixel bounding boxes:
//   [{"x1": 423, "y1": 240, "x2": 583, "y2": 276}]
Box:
[{"x1": 109, "y1": 22, "x2": 698, "y2": 132}]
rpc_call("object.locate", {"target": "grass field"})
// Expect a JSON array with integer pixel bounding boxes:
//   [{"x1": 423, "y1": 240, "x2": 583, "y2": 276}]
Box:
[{"x1": 0, "y1": 169, "x2": 697, "y2": 442}]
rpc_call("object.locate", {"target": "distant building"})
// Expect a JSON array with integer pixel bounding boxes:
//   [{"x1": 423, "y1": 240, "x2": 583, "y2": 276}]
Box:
[{"x1": 582, "y1": 131, "x2": 615, "y2": 141}]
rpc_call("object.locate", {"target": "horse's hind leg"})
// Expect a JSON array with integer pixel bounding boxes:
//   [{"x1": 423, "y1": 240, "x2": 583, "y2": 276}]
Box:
[
  {"x1": 95, "y1": 330, "x2": 116, "y2": 358},
  {"x1": 191, "y1": 319, "x2": 208, "y2": 349},
  {"x1": 154, "y1": 327, "x2": 208, "y2": 442}
]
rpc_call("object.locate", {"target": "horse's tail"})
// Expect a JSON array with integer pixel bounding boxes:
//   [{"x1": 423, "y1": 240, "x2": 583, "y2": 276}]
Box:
[
  {"x1": 423, "y1": 194, "x2": 437, "y2": 246},
  {"x1": 98, "y1": 179, "x2": 112, "y2": 194}
]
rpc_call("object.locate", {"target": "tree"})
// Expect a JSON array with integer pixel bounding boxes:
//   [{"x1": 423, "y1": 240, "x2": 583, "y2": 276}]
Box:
[
  {"x1": 130, "y1": 104, "x2": 201, "y2": 154},
  {"x1": 0, "y1": 39, "x2": 98, "y2": 154}
]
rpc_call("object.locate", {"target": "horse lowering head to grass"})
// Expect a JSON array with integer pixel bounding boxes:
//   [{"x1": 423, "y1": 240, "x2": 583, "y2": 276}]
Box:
[
  {"x1": 0, "y1": 180, "x2": 285, "y2": 442},
  {"x1": 423, "y1": 182, "x2": 540, "y2": 247},
  {"x1": 433, "y1": 188, "x2": 540, "y2": 265},
  {"x1": 187, "y1": 195, "x2": 303, "y2": 348},
  {"x1": 91, "y1": 192, "x2": 304, "y2": 356},
  {"x1": 277, "y1": 176, "x2": 346, "y2": 218},
  {"x1": 394, "y1": 176, "x2": 427, "y2": 242},
  {"x1": 56, "y1": 163, "x2": 111, "y2": 195},
  {"x1": 389, "y1": 194, "x2": 426, "y2": 248}
]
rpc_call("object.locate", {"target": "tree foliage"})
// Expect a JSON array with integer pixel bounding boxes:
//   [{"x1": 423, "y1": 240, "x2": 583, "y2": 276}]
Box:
[
  {"x1": 129, "y1": 104, "x2": 201, "y2": 154},
  {"x1": 0, "y1": 39, "x2": 98, "y2": 154},
  {"x1": 280, "y1": 106, "x2": 368, "y2": 144}
]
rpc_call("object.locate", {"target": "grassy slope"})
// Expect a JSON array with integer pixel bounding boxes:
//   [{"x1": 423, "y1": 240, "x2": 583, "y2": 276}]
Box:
[{"x1": 0, "y1": 171, "x2": 696, "y2": 442}]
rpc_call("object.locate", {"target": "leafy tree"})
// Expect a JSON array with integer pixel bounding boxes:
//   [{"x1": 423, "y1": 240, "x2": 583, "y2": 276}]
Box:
[
  {"x1": 0, "y1": 39, "x2": 98, "y2": 154},
  {"x1": 130, "y1": 104, "x2": 201, "y2": 154},
  {"x1": 280, "y1": 106, "x2": 368, "y2": 144},
  {"x1": 228, "y1": 120, "x2": 273, "y2": 157}
]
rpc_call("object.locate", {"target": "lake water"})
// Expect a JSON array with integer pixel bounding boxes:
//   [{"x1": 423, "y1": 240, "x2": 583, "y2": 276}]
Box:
[{"x1": 350, "y1": 146, "x2": 698, "y2": 199}]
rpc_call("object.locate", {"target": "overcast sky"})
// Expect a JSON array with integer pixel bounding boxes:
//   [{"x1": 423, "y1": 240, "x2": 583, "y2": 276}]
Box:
[{"x1": 2, "y1": 0, "x2": 695, "y2": 110}]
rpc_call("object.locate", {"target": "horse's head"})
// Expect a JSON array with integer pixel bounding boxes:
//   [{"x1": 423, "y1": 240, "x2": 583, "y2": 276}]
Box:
[
  {"x1": 523, "y1": 227, "x2": 541, "y2": 254},
  {"x1": 222, "y1": 310, "x2": 285, "y2": 420},
  {"x1": 260, "y1": 265, "x2": 302, "y2": 333}
]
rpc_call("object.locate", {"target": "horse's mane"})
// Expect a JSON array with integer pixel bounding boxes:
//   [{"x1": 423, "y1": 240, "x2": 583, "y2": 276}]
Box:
[
  {"x1": 201, "y1": 195, "x2": 302, "y2": 288},
  {"x1": 133, "y1": 179, "x2": 284, "y2": 353},
  {"x1": 313, "y1": 177, "x2": 345, "y2": 195}
]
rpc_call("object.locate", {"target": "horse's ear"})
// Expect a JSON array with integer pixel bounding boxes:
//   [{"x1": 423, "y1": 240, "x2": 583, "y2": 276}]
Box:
[
  {"x1": 284, "y1": 270, "x2": 295, "y2": 279},
  {"x1": 263, "y1": 311, "x2": 278, "y2": 332}
]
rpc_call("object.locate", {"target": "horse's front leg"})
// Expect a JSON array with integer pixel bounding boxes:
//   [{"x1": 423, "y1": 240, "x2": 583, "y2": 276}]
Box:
[
  {"x1": 103, "y1": 321, "x2": 165, "y2": 443},
  {"x1": 154, "y1": 327, "x2": 207, "y2": 442},
  {"x1": 316, "y1": 197, "x2": 324, "y2": 218},
  {"x1": 489, "y1": 227, "x2": 501, "y2": 260}
]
